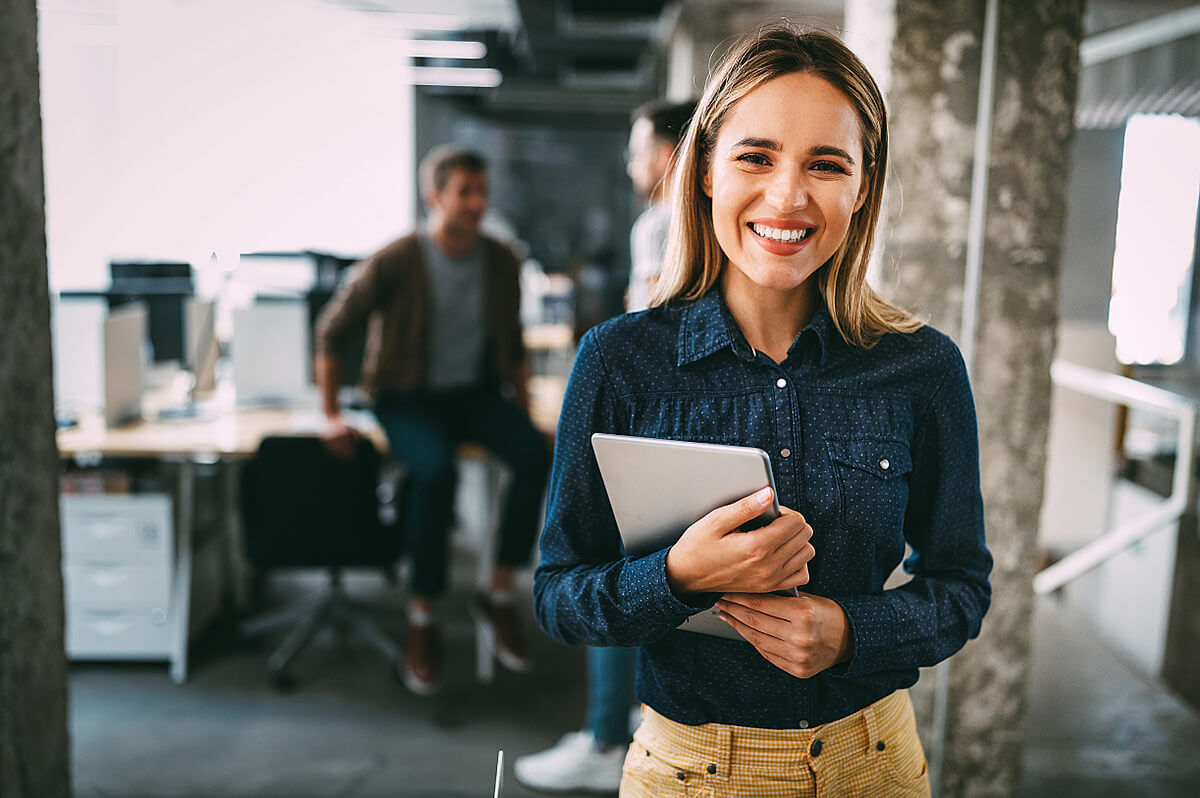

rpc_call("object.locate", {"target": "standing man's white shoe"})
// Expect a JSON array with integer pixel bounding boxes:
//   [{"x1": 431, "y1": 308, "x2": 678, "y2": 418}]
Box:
[{"x1": 513, "y1": 730, "x2": 626, "y2": 793}]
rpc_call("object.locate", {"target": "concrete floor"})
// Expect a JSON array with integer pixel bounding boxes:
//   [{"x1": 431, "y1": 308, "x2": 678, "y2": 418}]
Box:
[{"x1": 70, "y1": 573, "x2": 1200, "y2": 797}]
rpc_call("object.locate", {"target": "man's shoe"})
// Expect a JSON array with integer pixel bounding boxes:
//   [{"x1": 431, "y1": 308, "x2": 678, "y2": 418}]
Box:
[
  {"x1": 471, "y1": 592, "x2": 533, "y2": 673},
  {"x1": 402, "y1": 623, "x2": 443, "y2": 695},
  {"x1": 513, "y1": 730, "x2": 626, "y2": 793}
]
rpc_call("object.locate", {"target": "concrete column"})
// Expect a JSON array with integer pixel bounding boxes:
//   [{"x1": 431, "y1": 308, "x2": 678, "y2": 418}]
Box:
[
  {"x1": 870, "y1": 0, "x2": 1084, "y2": 796},
  {"x1": 0, "y1": 1, "x2": 72, "y2": 796}
]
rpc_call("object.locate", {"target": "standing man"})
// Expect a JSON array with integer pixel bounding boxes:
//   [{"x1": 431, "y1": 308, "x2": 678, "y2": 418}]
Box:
[
  {"x1": 315, "y1": 145, "x2": 550, "y2": 695},
  {"x1": 515, "y1": 98, "x2": 696, "y2": 793},
  {"x1": 624, "y1": 99, "x2": 696, "y2": 312}
]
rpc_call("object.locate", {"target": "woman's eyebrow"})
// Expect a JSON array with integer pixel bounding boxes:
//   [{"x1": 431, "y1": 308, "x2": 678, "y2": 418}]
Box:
[
  {"x1": 733, "y1": 136, "x2": 782, "y2": 151},
  {"x1": 810, "y1": 145, "x2": 857, "y2": 165}
]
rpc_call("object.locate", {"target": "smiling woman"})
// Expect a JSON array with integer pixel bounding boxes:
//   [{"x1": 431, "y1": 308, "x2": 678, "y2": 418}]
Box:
[{"x1": 533, "y1": 22, "x2": 992, "y2": 798}]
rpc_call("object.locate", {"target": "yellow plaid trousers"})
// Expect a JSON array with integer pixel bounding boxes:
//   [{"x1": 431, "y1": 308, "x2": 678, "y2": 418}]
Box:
[{"x1": 620, "y1": 689, "x2": 930, "y2": 798}]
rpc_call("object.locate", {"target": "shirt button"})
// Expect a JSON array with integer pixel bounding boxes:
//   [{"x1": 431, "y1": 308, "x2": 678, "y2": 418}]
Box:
[
  {"x1": 798, "y1": 720, "x2": 809, "y2": 729},
  {"x1": 780, "y1": 448, "x2": 791, "y2": 458},
  {"x1": 776, "y1": 378, "x2": 787, "y2": 388},
  {"x1": 879, "y1": 458, "x2": 891, "y2": 471}
]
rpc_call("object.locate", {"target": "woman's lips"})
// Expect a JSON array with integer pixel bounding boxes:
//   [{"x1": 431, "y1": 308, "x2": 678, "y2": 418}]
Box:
[{"x1": 747, "y1": 222, "x2": 814, "y2": 255}]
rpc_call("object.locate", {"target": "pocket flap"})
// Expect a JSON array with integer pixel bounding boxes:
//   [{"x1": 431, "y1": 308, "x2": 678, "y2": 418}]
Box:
[{"x1": 825, "y1": 438, "x2": 912, "y2": 479}]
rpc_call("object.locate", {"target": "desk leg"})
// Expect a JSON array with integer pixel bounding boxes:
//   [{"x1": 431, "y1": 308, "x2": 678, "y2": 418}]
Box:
[
  {"x1": 224, "y1": 460, "x2": 249, "y2": 611},
  {"x1": 169, "y1": 460, "x2": 194, "y2": 684}
]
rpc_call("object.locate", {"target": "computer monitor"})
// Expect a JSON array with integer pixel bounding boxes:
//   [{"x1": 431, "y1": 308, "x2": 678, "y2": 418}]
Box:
[
  {"x1": 103, "y1": 303, "x2": 147, "y2": 427},
  {"x1": 236, "y1": 251, "x2": 365, "y2": 390},
  {"x1": 61, "y1": 261, "x2": 197, "y2": 366},
  {"x1": 52, "y1": 295, "x2": 107, "y2": 417},
  {"x1": 186, "y1": 299, "x2": 219, "y2": 396},
  {"x1": 232, "y1": 301, "x2": 312, "y2": 406},
  {"x1": 105, "y1": 291, "x2": 190, "y2": 365}
]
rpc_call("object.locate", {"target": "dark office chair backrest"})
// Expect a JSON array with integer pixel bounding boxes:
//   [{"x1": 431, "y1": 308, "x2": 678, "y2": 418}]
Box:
[{"x1": 240, "y1": 436, "x2": 403, "y2": 569}]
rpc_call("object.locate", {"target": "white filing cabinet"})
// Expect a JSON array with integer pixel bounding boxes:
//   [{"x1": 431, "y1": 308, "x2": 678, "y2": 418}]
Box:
[{"x1": 60, "y1": 493, "x2": 175, "y2": 659}]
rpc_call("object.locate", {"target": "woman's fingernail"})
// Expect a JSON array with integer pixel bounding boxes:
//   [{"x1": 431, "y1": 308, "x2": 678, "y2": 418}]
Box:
[{"x1": 755, "y1": 487, "x2": 772, "y2": 504}]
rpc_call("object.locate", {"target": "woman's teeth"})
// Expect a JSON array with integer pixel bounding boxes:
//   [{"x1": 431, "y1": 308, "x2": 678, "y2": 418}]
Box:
[{"x1": 751, "y1": 223, "x2": 810, "y2": 243}]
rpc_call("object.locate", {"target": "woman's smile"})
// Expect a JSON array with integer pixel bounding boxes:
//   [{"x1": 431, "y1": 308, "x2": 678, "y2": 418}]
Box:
[{"x1": 747, "y1": 218, "x2": 817, "y2": 255}]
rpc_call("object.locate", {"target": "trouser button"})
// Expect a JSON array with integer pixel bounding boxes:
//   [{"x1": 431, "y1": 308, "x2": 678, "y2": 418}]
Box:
[
  {"x1": 810, "y1": 738, "x2": 823, "y2": 757},
  {"x1": 707, "y1": 764, "x2": 717, "y2": 774}
]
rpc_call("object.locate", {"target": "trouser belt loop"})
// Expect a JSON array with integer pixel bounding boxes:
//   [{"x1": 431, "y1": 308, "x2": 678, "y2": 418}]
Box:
[
  {"x1": 709, "y1": 726, "x2": 732, "y2": 781},
  {"x1": 862, "y1": 701, "x2": 879, "y2": 754}
]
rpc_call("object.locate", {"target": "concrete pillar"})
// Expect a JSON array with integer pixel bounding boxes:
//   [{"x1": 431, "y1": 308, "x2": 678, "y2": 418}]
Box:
[
  {"x1": 869, "y1": 1, "x2": 1084, "y2": 796},
  {"x1": 0, "y1": 1, "x2": 72, "y2": 796}
]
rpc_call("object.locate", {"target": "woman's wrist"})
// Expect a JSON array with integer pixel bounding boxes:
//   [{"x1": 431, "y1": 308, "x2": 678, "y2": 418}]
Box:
[{"x1": 664, "y1": 546, "x2": 696, "y2": 597}]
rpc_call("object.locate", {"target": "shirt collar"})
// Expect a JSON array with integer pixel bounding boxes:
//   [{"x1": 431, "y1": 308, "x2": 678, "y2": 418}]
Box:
[{"x1": 676, "y1": 287, "x2": 839, "y2": 368}]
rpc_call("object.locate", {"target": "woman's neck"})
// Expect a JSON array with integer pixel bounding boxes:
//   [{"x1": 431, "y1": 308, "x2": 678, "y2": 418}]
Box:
[{"x1": 720, "y1": 269, "x2": 818, "y2": 364}]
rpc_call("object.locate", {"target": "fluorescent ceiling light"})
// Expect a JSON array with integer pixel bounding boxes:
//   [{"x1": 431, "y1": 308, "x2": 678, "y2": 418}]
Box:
[
  {"x1": 397, "y1": 39, "x2": 487, "y2": 59},
  {"x1": 407, "y1": 66, "x2": 502, "y2": 87}
]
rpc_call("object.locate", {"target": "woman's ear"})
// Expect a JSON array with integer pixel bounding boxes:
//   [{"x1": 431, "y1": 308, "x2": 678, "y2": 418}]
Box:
[
  {"x1": 853, "y1": 168, "x2": 870, "y2": 212},
  {"x1": 701, "y1": 158, "x2": 713, "y2": 198}
]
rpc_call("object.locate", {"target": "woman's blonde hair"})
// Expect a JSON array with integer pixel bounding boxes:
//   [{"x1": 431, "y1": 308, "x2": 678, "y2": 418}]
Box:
[{"x1": 651, "y1": 22, "x2": 920, "y2": 348}]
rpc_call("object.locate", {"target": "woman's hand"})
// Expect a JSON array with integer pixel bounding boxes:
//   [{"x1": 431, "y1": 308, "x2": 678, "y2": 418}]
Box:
[
  {"x1": 664, "y1": 487, "x2": 815, "y2": 596},
  {"x1": 715, "y1": 592, "x2": 853, "y2": 678}
]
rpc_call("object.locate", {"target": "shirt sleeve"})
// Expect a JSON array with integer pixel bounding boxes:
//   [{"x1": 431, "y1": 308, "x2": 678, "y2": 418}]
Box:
[
  {"x1": 532, "y1": 327, "x2": 712, "y2": 646},
  {"x1": 829, "y1": 345, "x2": 993, "y2": 676},
  {"x1": 314, "y1": 255, "x2": 381, "y2": 357}
]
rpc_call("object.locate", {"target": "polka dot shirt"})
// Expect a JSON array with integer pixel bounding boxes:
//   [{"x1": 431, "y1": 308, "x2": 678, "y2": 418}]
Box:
[{"x1": 532, "y1": 288, "x2": 992, "y2": 729}]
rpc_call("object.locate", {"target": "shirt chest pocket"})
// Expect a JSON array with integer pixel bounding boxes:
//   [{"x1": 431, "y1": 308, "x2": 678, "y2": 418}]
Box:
[{"x1": 825, "y1": 437, "x2": 913, "y2": 536}]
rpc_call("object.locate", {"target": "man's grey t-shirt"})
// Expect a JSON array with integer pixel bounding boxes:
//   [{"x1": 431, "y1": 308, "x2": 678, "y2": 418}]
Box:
[{"x1": 421, "y1": 234, "x2": 485, "y2": 390}]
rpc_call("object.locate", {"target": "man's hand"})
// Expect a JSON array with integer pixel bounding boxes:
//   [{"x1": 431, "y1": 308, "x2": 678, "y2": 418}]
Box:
[
  {"x1": 320, "y1": 416, "x2": 362, "y2": 460},
  {"x1": 664, "y1": 488, "x2": 815, "y2": 596},
  {"x1": 715, "y1": 592, "x2": 853, "y2": 679}
]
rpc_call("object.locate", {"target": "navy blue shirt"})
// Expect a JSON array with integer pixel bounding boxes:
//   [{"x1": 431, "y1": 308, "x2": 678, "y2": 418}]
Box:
[{"x1": 533, "y1": 288, "x2": 992, "y2": 729}]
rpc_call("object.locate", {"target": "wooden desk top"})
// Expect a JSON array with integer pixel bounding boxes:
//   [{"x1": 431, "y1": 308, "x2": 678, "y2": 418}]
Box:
[{"x1": 58, "y1": 376, "x2": 567, "y2": 461}]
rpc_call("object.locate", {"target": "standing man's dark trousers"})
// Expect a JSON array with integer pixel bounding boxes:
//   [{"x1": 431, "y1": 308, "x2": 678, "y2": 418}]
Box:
[{"x1": 373, "y1": 385, "x2": 551, "y2": 597}]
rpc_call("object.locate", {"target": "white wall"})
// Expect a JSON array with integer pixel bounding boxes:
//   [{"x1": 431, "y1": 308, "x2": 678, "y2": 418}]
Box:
[{"x1": 38, "y1": 0, "x2": 416, "y2": 289}]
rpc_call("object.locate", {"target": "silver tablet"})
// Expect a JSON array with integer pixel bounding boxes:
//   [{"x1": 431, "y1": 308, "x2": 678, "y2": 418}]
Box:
[{"x1": 591, "y1": 433, "x2": 783, "y2": 640}]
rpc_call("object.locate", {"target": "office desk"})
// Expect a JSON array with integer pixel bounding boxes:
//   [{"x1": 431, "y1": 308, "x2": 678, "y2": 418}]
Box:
[{"x1": 56, "y1": 377, "x2": 566, "y2": 684}]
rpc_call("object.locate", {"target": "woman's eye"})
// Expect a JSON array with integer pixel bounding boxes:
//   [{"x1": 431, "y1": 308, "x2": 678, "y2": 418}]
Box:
[
  {"x1": 812, "y1": 160, "x2": 849, "y2": 174},
  {"x1": 735, "y1": 152, "x2": 771, "y2": 166}
]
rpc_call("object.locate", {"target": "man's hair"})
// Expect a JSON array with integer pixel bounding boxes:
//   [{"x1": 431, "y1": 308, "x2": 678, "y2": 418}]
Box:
[
  {"x1": 631, "y1": 98, "x2": 698, "y2": 146},
  {"x1": 419, "y1": 144, "x2": 487, "y2": 195}
]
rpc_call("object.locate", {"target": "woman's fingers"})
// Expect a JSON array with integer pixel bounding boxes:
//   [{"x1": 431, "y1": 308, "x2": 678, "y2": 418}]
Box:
[
  {"x1": 698, "y1": 486, "x2": 776, "y2": 535},
  {"x1": 776, "y1": 542, "x2": 815, "y2": 589},
  {"x1": 668, "y1": 494, "x2": 816, "y2": 595}
]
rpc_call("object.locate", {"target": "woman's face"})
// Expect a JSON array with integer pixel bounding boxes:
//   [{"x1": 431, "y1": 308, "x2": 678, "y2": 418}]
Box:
[{"x1": 703, "y1": 71, "x2": 868, "y2": 297}]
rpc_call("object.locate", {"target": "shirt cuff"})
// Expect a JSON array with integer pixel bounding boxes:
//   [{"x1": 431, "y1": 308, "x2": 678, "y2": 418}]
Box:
[
  {"x1": 826, "y1": 593, "x2": 897, "y2": 677},
  {"x1": 618, "y1": 547, "x2": 717, "y2": 628}
]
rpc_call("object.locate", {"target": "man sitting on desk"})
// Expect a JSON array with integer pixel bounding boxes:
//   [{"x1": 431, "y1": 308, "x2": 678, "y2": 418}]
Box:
[{"x1": 314, "y1": 144, "x2": 550, "y2": 695}]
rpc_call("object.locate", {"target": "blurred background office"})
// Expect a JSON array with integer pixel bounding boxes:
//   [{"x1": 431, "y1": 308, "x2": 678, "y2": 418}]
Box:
[{"x1": 4, "y1": 0, "x2": 1200, "y2": 796}]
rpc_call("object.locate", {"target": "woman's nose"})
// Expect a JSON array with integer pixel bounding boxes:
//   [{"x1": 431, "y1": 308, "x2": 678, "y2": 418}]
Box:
[{"x1": 765, "y1": 171, "x2": 808, "y2": 211}]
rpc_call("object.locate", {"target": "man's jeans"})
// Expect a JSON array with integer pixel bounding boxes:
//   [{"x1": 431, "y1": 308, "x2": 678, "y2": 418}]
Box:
[
  {"x1": 374, "y1": 385, "x2": 550, "y2": 598},
  {"x1": 587, "y1": 645, "x2": 638, "y2": 747}
]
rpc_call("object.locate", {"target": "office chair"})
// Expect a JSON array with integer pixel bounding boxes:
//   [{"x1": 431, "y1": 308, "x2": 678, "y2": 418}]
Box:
[{"x1": 238, "y1": 435, "x2": 405, "y2": 689}]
